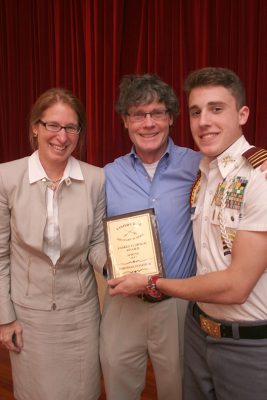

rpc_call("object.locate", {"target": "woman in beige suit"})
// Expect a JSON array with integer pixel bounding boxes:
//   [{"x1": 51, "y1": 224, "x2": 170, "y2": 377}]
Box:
[{"x1": 0, "y1": 88, "x2": 106, "y2": 400}]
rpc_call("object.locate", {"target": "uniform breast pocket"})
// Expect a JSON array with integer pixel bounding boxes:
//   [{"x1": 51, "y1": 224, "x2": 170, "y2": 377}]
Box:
[
  {"x1": 210, "y1": 207, "x2": 240, "y2": 254},
  {"x1": 211, "y1": 206, "x2": 240, "y2": 230}
]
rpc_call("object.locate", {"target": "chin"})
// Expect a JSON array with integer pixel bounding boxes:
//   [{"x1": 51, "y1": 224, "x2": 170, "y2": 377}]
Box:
[{"x1": 198, "y1": 144, "x2": 219, "y2": 158}]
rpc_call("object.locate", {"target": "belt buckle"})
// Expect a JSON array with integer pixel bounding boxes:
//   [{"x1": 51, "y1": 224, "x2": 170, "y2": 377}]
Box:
[{"x1": 200, "y1": 315, "x2": 221, "y2": 338}]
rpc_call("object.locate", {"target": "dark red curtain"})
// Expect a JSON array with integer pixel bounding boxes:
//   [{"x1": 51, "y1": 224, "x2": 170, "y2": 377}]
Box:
[{"x1": 1, "y1": 0, "x2": 267, "y2": 166}]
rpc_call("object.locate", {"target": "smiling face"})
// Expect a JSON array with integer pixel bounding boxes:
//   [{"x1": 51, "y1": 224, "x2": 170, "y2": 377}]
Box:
[
  {"x1": 33, "y1": 102, "x2": 79, "y2": 171},
  {"x1": 188, "y1": 85, "x2": 249, "y2": 159},
  {"x1": 123, "y1": 101, "x2": 173, "y2": 163}
]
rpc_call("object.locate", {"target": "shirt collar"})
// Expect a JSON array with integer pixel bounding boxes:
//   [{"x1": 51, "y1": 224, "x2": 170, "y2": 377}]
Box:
[
  {"x1": 200, "y1": 135, "x2": 252, "y2": 178},
  {"x1": 130, "y1": 137, "x2": 172, "y2": 167},
  {"x1": 28, "y1": 151, "x2": 84, "y2": 184},
  {"x1": 217, "y1": 135, "x2": 251, "y2": 177}
]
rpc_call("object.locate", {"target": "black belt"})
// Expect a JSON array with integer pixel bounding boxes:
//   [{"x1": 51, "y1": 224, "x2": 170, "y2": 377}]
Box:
[{"x1": 192, "y1": 302, "x2": 267, "y2": 339}]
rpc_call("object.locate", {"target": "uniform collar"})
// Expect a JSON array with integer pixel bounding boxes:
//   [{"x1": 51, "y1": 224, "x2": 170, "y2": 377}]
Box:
[{"x1": 200, "y1": 135, "x2": 252, "y2": 178}]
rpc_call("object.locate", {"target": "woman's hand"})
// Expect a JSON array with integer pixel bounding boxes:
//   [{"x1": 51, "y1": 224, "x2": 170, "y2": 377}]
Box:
[
  {"x1": 0, "y1": 320, "x2": 23, "y2": 353},
  {"x1": 108, "y1": 273, "x2": 148, "y2": 297}
]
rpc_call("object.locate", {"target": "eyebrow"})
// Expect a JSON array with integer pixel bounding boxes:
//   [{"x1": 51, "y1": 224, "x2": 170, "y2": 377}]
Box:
[{"x1": 189, "y1": 101, "x2": 226, "y2": 110}]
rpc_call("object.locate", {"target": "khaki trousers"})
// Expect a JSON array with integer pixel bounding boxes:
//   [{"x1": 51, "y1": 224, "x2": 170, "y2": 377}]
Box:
[{"x1": 100, "y1": 293, "x2": 188, "y2": 400}]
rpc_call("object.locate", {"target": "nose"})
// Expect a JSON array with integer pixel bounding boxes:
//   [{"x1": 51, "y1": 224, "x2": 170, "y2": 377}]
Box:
[
  {"x1": 199, "y1": 111, "x2": 211, "y2": 127},
  {"x1": 57, "y1": 128, "x2": 68, "y2": 141},
  {"x1": 143, "y1": 113, "x2": 155, "y2": 127}
]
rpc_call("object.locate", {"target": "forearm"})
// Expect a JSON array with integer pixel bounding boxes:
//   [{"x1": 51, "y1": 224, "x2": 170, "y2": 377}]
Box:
[
  {"x1": 156, "y1": 270, "x2": 244, "y2": 304},
  {"x1": 0, "y1": 183, "x2": 16, "y2": 323},
  {"x1": 88, "y1": 179, "x2": 107, "y2": 273},
  {"x1": 157, "y1": 230, "x2": 267, "y2": 304},
  {"x1": 0, "y1": 297, "x2": 16, "y2": 324}
]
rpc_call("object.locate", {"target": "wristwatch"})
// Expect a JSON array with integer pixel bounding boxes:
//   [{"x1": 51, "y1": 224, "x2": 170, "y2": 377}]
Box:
[
  {"x1": 146, "y1": 274, "x2": 161, "y2": 291},
  {"x1": 143, "y1": 274, "x2": 164, "y2": 302}
]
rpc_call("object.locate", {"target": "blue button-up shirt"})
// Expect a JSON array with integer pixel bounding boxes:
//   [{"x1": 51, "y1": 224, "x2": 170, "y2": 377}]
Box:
[{"x1": 105, "y1": 138, "x2": 202, "y2": 278}]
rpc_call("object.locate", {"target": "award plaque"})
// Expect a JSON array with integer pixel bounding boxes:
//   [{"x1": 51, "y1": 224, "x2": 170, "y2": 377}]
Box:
[{"x1": 103, "y1": 208, "x2": 164, "y2": 279}]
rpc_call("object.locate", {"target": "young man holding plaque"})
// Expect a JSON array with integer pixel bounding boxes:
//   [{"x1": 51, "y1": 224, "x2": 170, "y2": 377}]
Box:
[
  {"x1": 100, "y1": 74, "x2": 201, "y2": 400},
  {"x1": 108, "y1": 67, "x2": 267, "y2": 400}
]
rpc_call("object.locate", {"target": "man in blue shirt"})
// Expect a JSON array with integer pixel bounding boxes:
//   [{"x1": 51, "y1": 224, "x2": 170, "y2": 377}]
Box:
[{"x1": 100, "y1": 74, "x2": 201, "y2": 400}]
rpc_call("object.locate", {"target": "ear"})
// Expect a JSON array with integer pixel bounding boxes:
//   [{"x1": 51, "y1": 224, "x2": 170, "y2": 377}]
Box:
[
  {"x1": 239, "y1": 106, "x2": 249, "y2": 126},
  {"x1": 122, "y1": 116, "x2": 129, "y2": 129},
  {"x1": 169, "y1": 115, "x2": 173, "y2": 127},
  {"x1": 32, "y1": 124, "x2": 39, "y2": 137}
]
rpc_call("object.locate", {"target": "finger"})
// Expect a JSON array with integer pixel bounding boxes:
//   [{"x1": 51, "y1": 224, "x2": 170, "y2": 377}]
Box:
[
  {"x1": 108, "y1": 285, "x2": 123, "y2": 296},
  {"x1": 14, "y1": 331, "x2": 23, "y2": 350},
  {"x1": 2, "y1": 337, "x2": 21, "y2": 353},
  {"x1": 108, "y1": 287, "x2": 116, "y2": 296},
  {"x1": 107, "y1": 278, "x2": 122, "y2": 286}
]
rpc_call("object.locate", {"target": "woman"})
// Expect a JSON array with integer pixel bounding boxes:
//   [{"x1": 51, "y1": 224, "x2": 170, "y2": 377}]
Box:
[{"x1": 0, "y1": 88, "x2": 106, "y2": 400}]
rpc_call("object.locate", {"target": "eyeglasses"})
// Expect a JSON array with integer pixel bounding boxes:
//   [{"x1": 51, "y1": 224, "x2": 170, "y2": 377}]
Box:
[
  {"x1": 38, "y1": 120, "x2": 81, "y2": 135},
  {"x1": 126, "y1": 109, "x2": 169, "y2": 123}
]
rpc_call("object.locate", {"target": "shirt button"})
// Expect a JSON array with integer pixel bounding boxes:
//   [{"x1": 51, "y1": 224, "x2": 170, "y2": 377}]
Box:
[
  {"x1": 204, "y1": 216, "x2": 208, "y2": 221},
  {"x1": 202, "y1": 243, "x2": 207, "y2": 248}
]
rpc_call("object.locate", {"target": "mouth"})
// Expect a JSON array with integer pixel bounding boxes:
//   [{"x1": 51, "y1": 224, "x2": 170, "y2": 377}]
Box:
[
  {"x1": 49, "y1": 143, "x2": 68, "y2": 151},
  {"x1": 139, "y1": 132, "x2": 159, "y2": 138},
  {"x1": 199, "y1": 132, "x2": 219, "y2": 140}
]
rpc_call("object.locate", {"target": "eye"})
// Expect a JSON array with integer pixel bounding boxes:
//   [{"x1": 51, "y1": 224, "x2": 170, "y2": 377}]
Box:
[
  {"x1": 46, "y1": 123, "x2": 61, "y2": 130},
  {"x1": 212, "y1": 106, "x2": 223, "y2": 113},
  {"x1": 132, "y1": 112, "x2": 145, "y2": 118},
  {"x1": 129, "y1": 112, "x2": 146, "y2": 122},
  {"x1": 190, "y1": 109, "x2": 201, "y2": 117},
  {"x1": 66, "y1": 125, "x2": 77, "y2": 131},
  {"x1": 152, "y1": 110, "x2": 164, "y2": 116}
]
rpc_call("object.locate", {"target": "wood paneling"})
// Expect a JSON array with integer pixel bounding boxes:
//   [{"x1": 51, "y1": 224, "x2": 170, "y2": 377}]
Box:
[{"x1": 0, "y1": 347, "x2": 157, "y2": 399}]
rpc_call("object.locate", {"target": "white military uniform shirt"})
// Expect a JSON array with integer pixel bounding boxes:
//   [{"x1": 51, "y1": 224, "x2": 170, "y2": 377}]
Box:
[{"x1": 191, "y1": 135, "x2": 267, "y2": 321}]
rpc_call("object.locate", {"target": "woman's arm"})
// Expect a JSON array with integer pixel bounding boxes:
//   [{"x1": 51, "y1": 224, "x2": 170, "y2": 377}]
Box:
[{"x1": 0, "y1": 170, "x2": 23, "y2": 352}]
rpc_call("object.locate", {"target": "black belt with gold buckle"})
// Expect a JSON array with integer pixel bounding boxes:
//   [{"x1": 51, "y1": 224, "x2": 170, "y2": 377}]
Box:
[{"x1": 192, "y1": 302, "x2": 267, "y2": 339}]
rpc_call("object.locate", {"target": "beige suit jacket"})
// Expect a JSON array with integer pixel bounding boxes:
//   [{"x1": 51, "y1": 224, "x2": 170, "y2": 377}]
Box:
[{"x1": 0, "y1": 156, "x2": 107, "y2": 324}]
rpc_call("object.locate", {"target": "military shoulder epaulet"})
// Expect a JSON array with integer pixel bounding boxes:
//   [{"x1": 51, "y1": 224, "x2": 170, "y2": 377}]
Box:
[{"x1": 242, "y1": 147, "x2": 267, "y2": 168}]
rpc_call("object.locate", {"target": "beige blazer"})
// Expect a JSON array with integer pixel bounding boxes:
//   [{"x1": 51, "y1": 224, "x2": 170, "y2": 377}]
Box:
[{"x1": 0, "y1": 156, "x2": 107, "y2": 324}]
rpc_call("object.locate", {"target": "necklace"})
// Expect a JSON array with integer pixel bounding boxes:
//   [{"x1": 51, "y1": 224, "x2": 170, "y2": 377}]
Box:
[
  {"x1": 48, "y1": 176, "x2": 63, "y2": 191},
  {"x1": 51, "y1": 177, "x2": 62, "y2": 184}
]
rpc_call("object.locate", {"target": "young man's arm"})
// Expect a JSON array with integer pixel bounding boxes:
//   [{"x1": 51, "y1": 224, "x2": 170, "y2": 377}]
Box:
[{"x1": 108, "y1": 230, "x2": 267, "y2": 305}]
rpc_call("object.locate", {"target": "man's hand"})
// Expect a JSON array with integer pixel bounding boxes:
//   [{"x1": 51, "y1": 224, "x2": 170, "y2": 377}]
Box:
[
  {"x1": 108, "y1": 273, "x2": 148, "y2": 297},
  {"x1": 0, "y1": 320, "x2": 23, "y2": 353}
]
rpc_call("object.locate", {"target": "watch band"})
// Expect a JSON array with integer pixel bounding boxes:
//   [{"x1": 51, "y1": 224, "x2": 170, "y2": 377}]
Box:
[
  {"x1": 147, "y1": 274, "x2": 161, "y2": 291},
  {"x1": 142, "y1": 274, "x2": 167, "y2": 302}
]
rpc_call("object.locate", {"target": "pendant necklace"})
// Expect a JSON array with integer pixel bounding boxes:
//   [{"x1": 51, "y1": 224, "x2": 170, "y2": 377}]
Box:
[{"x1": 48, "y1": 176, "x2": 63, "y2": 191}]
